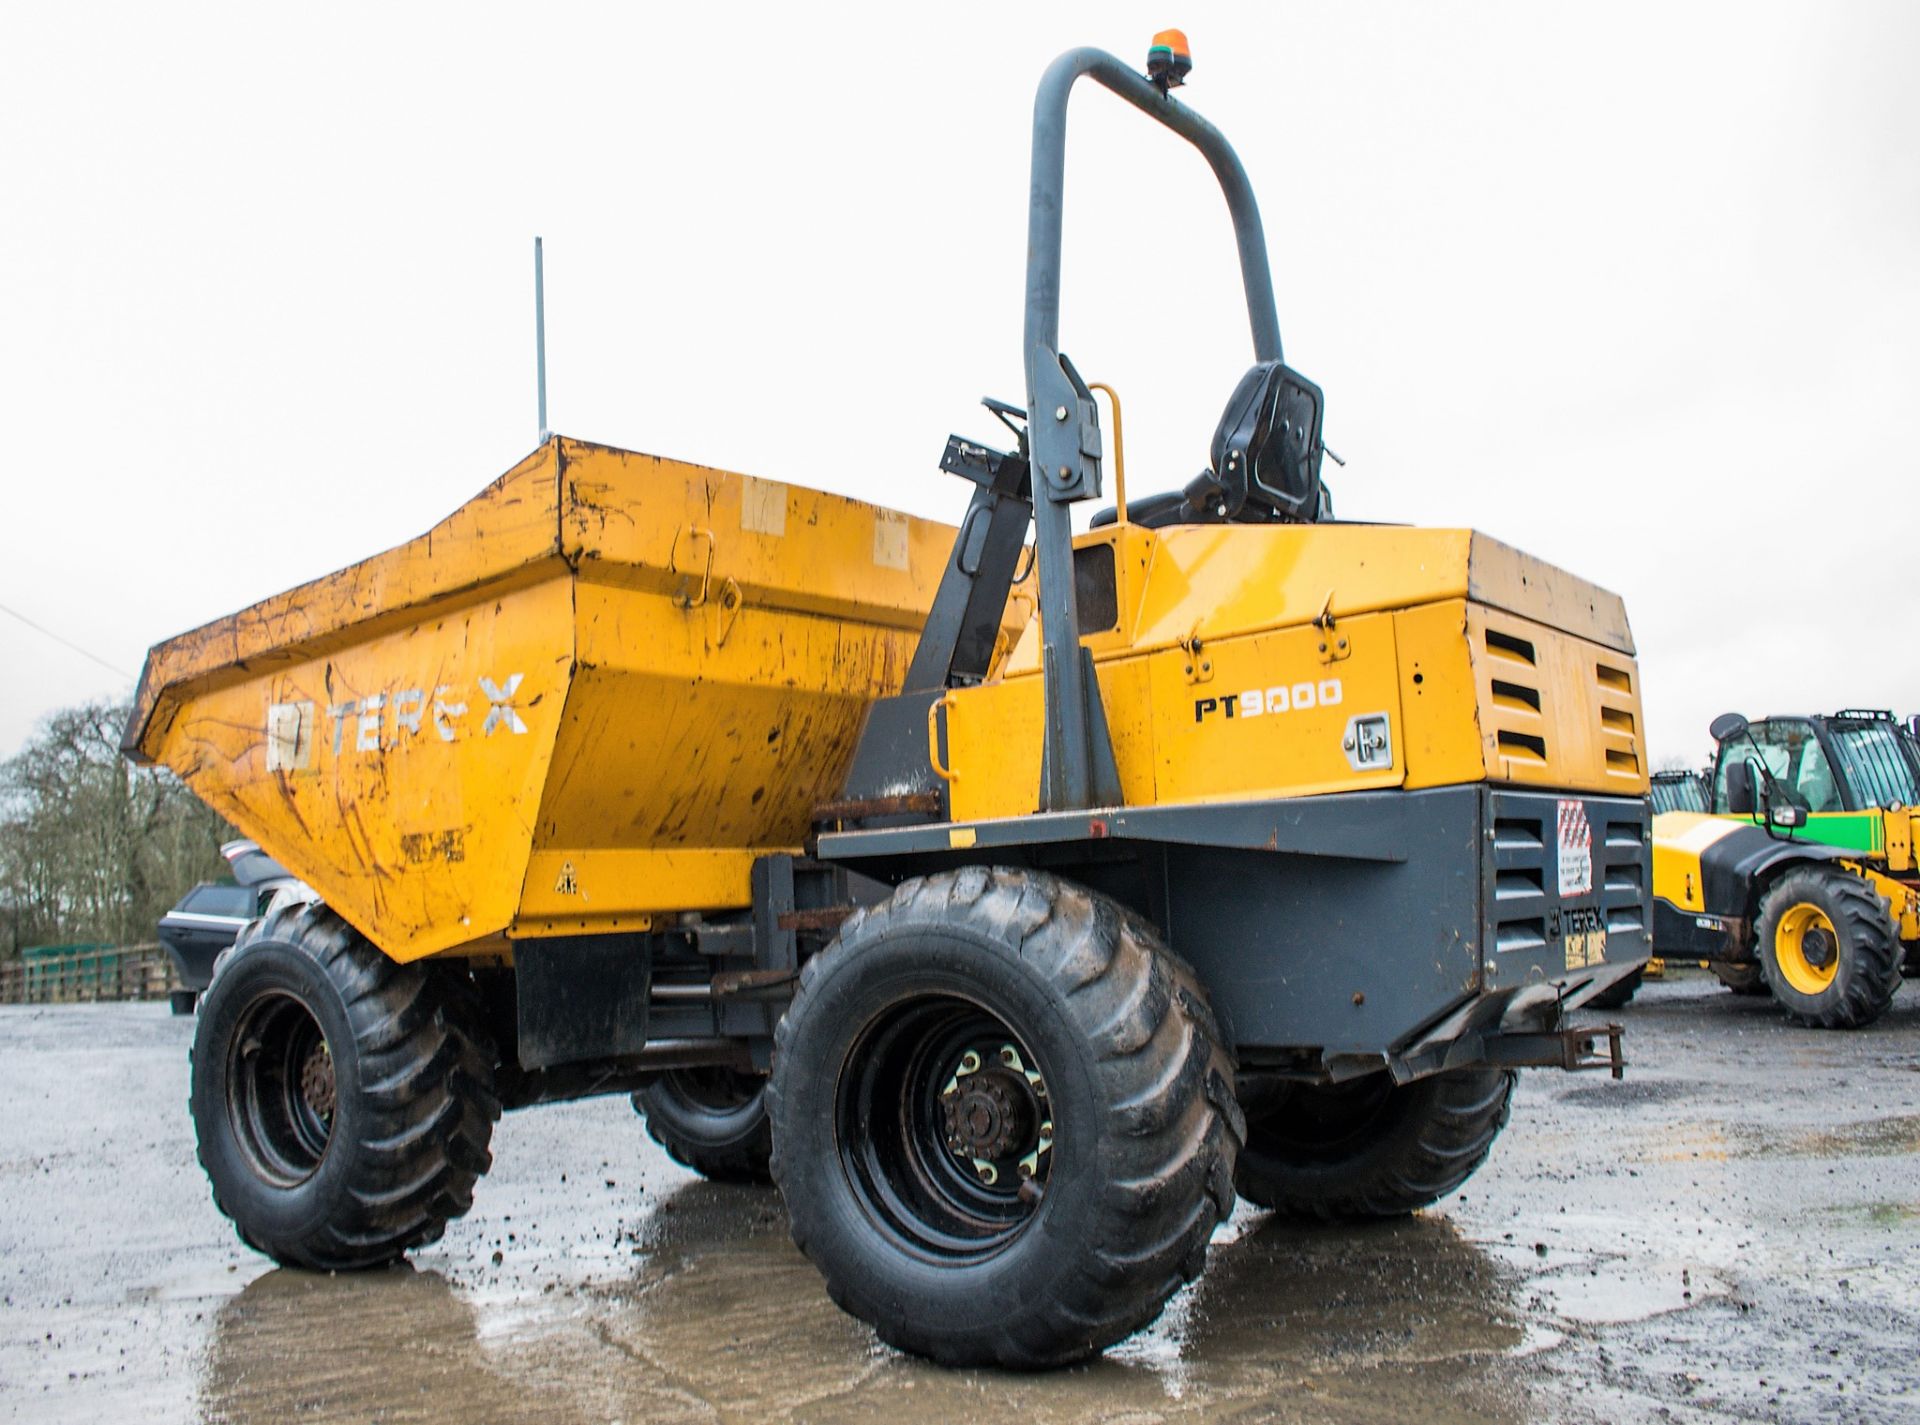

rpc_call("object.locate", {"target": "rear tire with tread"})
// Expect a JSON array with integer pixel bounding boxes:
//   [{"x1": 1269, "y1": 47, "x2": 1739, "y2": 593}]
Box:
[
  {"x1": 768, "y1": 867, "x2": 1242, "y2": 1369},
  {"x1": 1235, "y1": 1068, "x2": 1514, "y2": 1220},
  {"x1": 632, "y1": 1069, "x2": 773, "y2": 1184},
  {"x1": 191, "y1": 903, "x2": 499, "y2": 1270}
]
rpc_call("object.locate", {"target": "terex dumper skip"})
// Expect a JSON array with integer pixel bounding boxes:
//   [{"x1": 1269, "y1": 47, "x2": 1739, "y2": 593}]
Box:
[{"x1": 126, "y1": 37, "x2": 1651, "y2": 1368}]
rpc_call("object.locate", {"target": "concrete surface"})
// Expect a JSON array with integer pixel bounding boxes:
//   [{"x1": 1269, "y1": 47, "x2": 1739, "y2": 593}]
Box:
[{"x1": 1, "y1": 973, "x2": 1915, "y2": 1424}]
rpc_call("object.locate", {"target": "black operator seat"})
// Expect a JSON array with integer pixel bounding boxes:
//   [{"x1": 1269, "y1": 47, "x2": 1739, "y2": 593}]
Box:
[{"x1": 1092, "y1": 362, "x2": 1329, "y2": 530}]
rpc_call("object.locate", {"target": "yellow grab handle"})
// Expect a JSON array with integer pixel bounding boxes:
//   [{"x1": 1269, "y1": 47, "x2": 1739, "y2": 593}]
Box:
[
  {"x1": 1088, "y1": 382, "x2": 1127, "y2": 525},
  {"x1": 927, "y1": 693, "x2": 959, "y2": 784},
  {"x1": 670, "y1": 525, "x2": 717, "y2": 609}
]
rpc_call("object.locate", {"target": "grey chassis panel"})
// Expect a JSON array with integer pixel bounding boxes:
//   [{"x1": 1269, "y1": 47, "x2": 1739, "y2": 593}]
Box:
[
  {"x1": 837, "y1": 691, "x2": 950, "y2": 816},
  {"x1": 817, "y1": 786, "x2": 1652, "y2": 1061},
  {"x1": 817, "y1": 789, "x2": 1412, "y2": 865},
  {"x1": 1481, "y1": 788, "x2": 1651, "y2": 998}
]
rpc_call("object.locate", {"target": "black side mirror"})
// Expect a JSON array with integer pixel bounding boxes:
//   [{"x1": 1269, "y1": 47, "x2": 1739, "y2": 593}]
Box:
[
  {"x1": 1709, "y1": 712, "x2": 1749, "y2": 744},
  {"x1": 1726, "y1": 759, "x2": 1757, "y2": 815}
]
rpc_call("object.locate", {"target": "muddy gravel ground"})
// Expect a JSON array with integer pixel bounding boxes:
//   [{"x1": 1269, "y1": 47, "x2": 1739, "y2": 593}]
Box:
[{"x1": 2, "y1": 972, "x2": 1916, "y2": 1424}]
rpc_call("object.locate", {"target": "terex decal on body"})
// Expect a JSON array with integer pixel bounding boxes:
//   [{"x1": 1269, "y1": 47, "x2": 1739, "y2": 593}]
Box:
[{"x1": 264, "y1": 672, "x2": 530, "y2": 769}]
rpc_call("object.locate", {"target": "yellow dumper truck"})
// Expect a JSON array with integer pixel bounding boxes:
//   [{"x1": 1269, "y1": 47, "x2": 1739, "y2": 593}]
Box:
[{"x1": 125, "y1": 38, "x2": 1650, "y2": 1368}]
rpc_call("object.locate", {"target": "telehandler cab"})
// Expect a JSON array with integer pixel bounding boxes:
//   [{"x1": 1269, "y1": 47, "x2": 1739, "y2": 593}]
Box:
[
  {"x1": 125, "y1": 36, "x2": 1651, "y2": 1367},
  {"x1": 1653, "y1": 709, "x2": 1920, "y2": 1026}
]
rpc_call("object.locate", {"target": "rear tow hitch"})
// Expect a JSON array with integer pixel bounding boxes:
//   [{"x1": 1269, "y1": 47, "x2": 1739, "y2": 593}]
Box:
[{"x1": 1483, "y1": 1023, "x2": 1625, "y2": 1079}]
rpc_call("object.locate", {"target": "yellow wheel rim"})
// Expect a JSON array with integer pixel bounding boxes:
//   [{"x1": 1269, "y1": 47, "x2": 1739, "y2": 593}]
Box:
[{"x1": 1774, "y1": 903, "x2": 1841, "y2": 995}]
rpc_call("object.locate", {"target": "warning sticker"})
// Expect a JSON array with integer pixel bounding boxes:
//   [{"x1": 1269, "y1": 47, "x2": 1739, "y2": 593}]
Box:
[{"x1": 1557, "y1": 798, "x2": 1594, "y2": 898}]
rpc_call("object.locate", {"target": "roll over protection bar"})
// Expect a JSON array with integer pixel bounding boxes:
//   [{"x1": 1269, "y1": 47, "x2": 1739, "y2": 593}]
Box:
[
  {"x1": 1021, "y1": 46, "x2": 1285, "y2": 811},
  {"x1": 1024, "y1": 47, "x2": 1284, "y2": 371}
]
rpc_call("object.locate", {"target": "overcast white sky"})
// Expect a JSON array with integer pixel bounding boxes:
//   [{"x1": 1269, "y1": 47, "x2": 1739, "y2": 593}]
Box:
[{"x1": 2, "y1": 2, "x2": 1916, "y2": 770}]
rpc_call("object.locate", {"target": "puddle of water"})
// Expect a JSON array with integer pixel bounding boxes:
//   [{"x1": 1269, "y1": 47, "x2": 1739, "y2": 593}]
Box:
[
  {"x1": 1523, "y1": 1258, "x2": 1731, "y2": 1325},
  {"x1": 188, "y1": 1190, "x2": 1544, "y2": 1425},
  {"x1": 24, "y1": 1002, "x2": 1920, "y2": 1424}
]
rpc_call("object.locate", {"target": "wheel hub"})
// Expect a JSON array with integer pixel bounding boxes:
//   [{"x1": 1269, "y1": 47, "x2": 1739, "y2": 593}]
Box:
[
  {"x1": 1775, "y1": 901, "x2": 1843, "y2": 994},
  {"x1": 227, "y1": 989, "x2": 336, "y2": 1187},
  {"x1": 299, "y1": 1039, "x2": 336, "y2": 1121},
  {"x1": 1801, "y1": 927, "x2": 1836, "y2": 971},
  {"x1": 939, "y1": 1044, "x2": 1052, "y2": 1186},
  {"x1": 837, "y1": 999, "x2": 1060, "y2": 1261},
  {"x1": 943, "y1": 1067, "x2": 1032, "y2": 1160}
]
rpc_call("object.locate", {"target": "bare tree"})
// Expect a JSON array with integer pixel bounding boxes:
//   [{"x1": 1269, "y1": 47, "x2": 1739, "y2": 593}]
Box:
[{"x1": 0, "y1": 700, "x2": 231, "y2": 956}]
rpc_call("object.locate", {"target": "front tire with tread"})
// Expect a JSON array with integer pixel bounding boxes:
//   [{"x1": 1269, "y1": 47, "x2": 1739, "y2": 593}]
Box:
[
  {"x1": 768, "y1": 867, "x2": 1242, "y2": 1369},
  {"x1": 1756, "y1": 866, "x2": 1900, "y2": 1029},
  {"x1": 191, "y1": 903, "x2": 499, "y2": 1270}
]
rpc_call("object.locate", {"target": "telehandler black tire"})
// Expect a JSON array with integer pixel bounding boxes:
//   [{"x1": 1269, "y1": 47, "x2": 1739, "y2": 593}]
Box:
[
  {"x1": 632, "y1": 1069, "x2": 773, "y2": 1184},
  {"x1": 1756, "y1": 866, "x2": 1900, "y2": 1029},
  {"x1": 191, "y1": 903, "x2": 499, "y2": 1270},
  {"x1": 1712, "y1": 962, "x2": 1768, "y2": 996},
  {"x1": 767, "y1": 867, "x2": 1242, "y2": 1369},
  {"x1": 1235, "y1": 1068, "x2": 1513, "y2": 1220}
]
